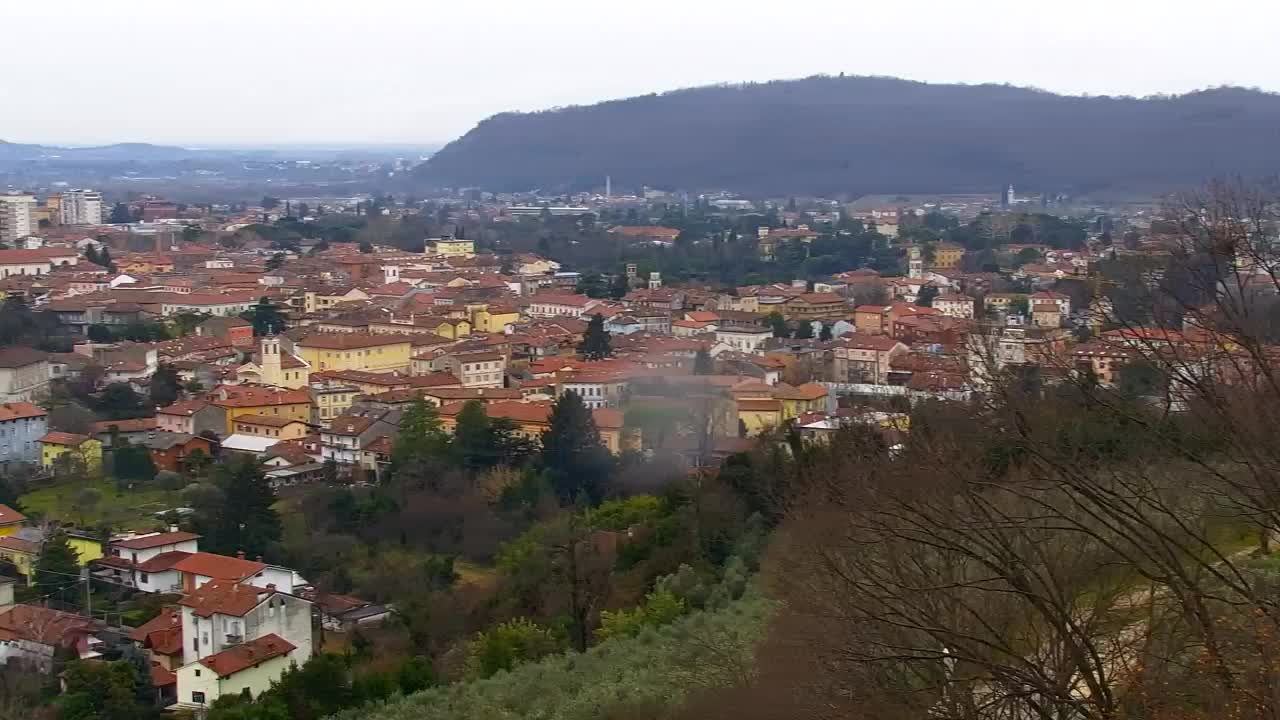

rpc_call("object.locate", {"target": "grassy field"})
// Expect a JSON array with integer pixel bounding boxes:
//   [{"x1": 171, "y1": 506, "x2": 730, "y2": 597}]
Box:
[{"x1": 20, "y1": 479, "x2": 182, "y2": 530}]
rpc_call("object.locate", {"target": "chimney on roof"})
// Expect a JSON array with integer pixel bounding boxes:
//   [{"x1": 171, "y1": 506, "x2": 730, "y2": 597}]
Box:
[
  {"x1": 236, "y1": 550, "x2": 245, "y2": 560},
  {"x1": 169, "y1": 524, "x2": 178, "y2": 533},
  {"x1": 266, "y1": 583, "x2": 276, "y2": 592},
  {"x1": 256, "y1": 555, "x2": 263, "y2": 562}
]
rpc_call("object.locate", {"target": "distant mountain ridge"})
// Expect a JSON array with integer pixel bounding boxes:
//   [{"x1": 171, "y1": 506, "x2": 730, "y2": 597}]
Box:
[{"x1": 415, "y1": 75, "x2": 1280, "y2": 196}]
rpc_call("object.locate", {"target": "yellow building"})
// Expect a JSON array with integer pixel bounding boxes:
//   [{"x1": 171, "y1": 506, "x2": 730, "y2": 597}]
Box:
[
  {"x1": 772, "y1": 383, "x2": 829, "y2": 421},
  {"x1": 236, "y1": 337, "x2": 311, "y2": 389},
  {"x1": 930, "y1": 242, "x2": 966, "y2": 270},
  {"x1": 0, "y1": 536, "x2": 37, "y2": 583},
  {"x1": 303, "y1": 287, "x2": 370, "y2": 314},
  {"x1": 296, "y1": 332, "x2": 413, "y2": 373},
  {"x1": 230, "y1": 414, "x2": 312, "y2": 440},
  {"x1": 209, "y1": 386, "x2": 314, "y2": 435},
  {"x1": 472, "y1": 306, "x2": 521, "y2": 334},
  {"x1": 736, "y1": 399, "x2": 784, "y2": 435},
  {"x1": 0, "y1": 504, "x2": 25, "y2": 537},
  {"x1": 40, "y1": 432, "x2": 103, "y2": 474},
  {"x1": 430, "y1": 318, "x2": 471, "y2": 339},
  {"x1": 67, "y1": 532, "x2": 105, "y2": 565},
  {"x1": 432, "y1": 238, "x2": 474, "y2": 257}
]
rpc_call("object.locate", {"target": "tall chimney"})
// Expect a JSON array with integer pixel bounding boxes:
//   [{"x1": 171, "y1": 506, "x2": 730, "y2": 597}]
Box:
[{"x1": 236, "y1": 550, "x2": 245, "y2": 560}]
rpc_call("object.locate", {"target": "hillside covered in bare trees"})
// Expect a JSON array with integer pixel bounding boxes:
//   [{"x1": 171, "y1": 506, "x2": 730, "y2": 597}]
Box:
[{"x1": 417, "y1": 76, "x2": 1280, "y2": 196}]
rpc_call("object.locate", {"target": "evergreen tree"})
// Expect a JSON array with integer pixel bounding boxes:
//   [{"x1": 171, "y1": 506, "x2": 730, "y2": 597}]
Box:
[
  {"x1": 576, "y1": 314, "x2": 612, "y2": 360},
  {"x1": 150, "y1": 363, "x2": 181, "y2": 408},
  {"x1": 58, "y1": 659, "x2": 157, "y2": 720},
  {"x1": 35, "y1": 529, "x2": 82, "y2": 597},
  {"x1": 767, "y1": 311, "x2": 788, "y2": 338},
  {"x1": 99, "y1": 246, "x2": 115, "y2": 272},
  {"x1": 109, "y1": 203, "x2": 132, "y2": 224},
  {"x1": 265, "y1": 252, "x2": 286, "y2": 271},
  {"x1": 98, "y1": 382, "x2": 148, "y2": 420},
  {"x1": 608, "y1": 273, "x2": 630, "y2": 299},
  {"x1": 916, "y1": 285, "x2": 939, "y2": 307},
  {"x1": 241, "y1": 297, "x2": 287, "y2": 336},
  {"x1": 391, "y1": 397, "x2": 448, "y2": 472},
  {"x1": 540, "y1": 391, "x2": 613, "y2": 503},
  {"x1": 818, "y1": 323, "x2": 833, "y2": 341},
  {"x1": 86, "y1": 324, "x2": 113, "y2": 343},
  {"x1": 209, "y1": 456, "x2": 281, "y2": 558},
  {"x1": 795, "y1": 320, "x2": 814, "y2": 339},
  {"x1": 693, "y1": 349, "x2": 714, "y2": 375}
]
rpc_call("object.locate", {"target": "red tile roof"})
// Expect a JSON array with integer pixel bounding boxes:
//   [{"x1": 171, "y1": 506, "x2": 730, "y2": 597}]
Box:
[
  {"x1": 0, "y1": 536, "x2": 38, "y2": 554},
  {"x1": 0, "y1": 503, "x2": 25, "y2": 527},
  {"x1": 178, "y1": 578, "x2": 270, "y2": 618},
  {"x1": 39, "y1": 431, "x2": 92, "y2": 447},
  {"x1": 112, "y1": 531, "x2": 201, "y2": 550},
  {"x1": 198, "y1": 633, "x2": 295, "y2": 676},
  {"x1": 0, "y1": 402, "x2": 46, "y2": 422},
  {"x1": 88, "y1": 417, "x2": 158, "y2": 435},
  {"x1": 135, "y1": 550, "x2": 193, "y2": 572},
  {"x1": 157, "y1": 399, "x2": 212, "y2": 417},
  {"x1": 172, "y1": 552, "x2": 265, "y2": 583}
]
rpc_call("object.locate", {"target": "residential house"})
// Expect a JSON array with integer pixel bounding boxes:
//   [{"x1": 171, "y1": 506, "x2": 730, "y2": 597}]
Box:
[
  {"x1": 295, "y1": 332, "x2": 413, "y2": 374},
  {"x1": 174, "y1": 631, "x2": 299, "y2": 709},
  {"x1": 157, "y1": 400, "x2": 225, "y2": 438},
  {"x1": 784, "y1": 292, "x2": 846, "y2": 319},
  {"x1": 229, "y1": 415, "x2": 311, "y2": 441},
  {"x1": 39, "y1": 431, "x2": 102, "y2": 473},
  {"x1": 196, "y1": 317, "x2": 254, "y2": 347},
  {"x1": 713, "y1": 327, "x2": 773, "y2": 354},
  {"x1": 0, "y1": 401, "x2": 47, "y2": 468},
  {"x1": 933, "y1": 293, "x2": 976, "y2": 320},
  {"x1": 92, "y1": 529, "x2": 201, "y2": 592},
  {"x1": 321, "y1": 411, "x2": 397, "y2": 467},
  {"x1": 831, "y1": 336, "x2": 910, "y2": 384},
  {"x1": 0, "y1": 504, "x2": 24, "y2": 537},
  {"x1": 134, "y1": 432, "x2": 217, "y2": 473},
  {"x1": 929, "y1": 242, "x2": 966, "y2": 269},
  {"x1": 0, "y1": 604, "x2": 105, "y2": 672},
  {"x1": 853, "y1": 305, "x2": 889, "y2": 334},
  {"x1": 208, "y1": 386, "x2": 313, "y2": 436},
  {"x1": 437, "y1": 351, "x2": 506, "y2": 388},
  {"x1": 0, "y1": 347, "x2": 50, "y2": 402},
  {"x1": 526, "y1": 293, "x2": 600, "y2": 319}
]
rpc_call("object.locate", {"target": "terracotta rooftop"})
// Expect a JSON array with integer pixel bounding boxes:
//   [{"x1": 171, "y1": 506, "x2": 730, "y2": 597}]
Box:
[
  {"x1": 297, "y1": 332, "x2": 410, "y2": 350},
  {"x1": 0, "y1": 347, "x2": 48, "y2": 369},
  {"x1": 172, "y1": 552, "x2": 266, "y2": 584},
  {"x1": 156, "y1": 399, "x2": 211, "y2": 417},
  {"x1": 0, "y1": 402, "x2": 46, "y2": 422},
  {"x1": 39, "y1": 431, "x2": 92, "y2": 447},
  {"x1": 199, "y1": 633, "x2": 295, "y2": 676},
  {"x1": 113, "y1": 531, "x2": 201, "y2": 550},
  {"x1": 0, "y1": 504, "x2": 25, "y2": 526},
  {"x1": 234, "y1": 414, "x2": 309, "y2": 428}
]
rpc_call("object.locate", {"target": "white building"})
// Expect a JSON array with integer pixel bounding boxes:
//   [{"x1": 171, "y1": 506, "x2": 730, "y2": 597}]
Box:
[
  {"x1": 0, "y1": 194, "x2": 36, "y2": 243},
  {"x1": 526, "y1": 294, "x2": 600, "y2": 318},
  {"x1": 58, "y1": 189, "x2": 104, "y2": 226},
  {"x1": 713, "y1": 327, "x2": 773, "y2": 354},
  {"x1": 174, "y1": 577, "x2": 312, "y2": 710},
  {"x1": 0, "y1": 348, "x2": 51, "y2": 403}
]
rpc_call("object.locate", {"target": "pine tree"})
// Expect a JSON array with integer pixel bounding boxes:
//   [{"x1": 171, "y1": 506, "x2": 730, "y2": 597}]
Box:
[
  {"x1": 99, "y1": 246, "x2": 116, "y2": 272},
  {"x1": 391, "y1": 396, "x2": 448, "y2": 472},
  {"x1": 818, "y1": 323, "x2": 833, "y2": 341},
  {"x1": 795, "y1": 320, "x2": 814, "y2": 339},
  {"x1": 540, "y1": 391, "x2": 613, "y2": 503},
  {"x1": 242, "y1": 298, "x2": 287, "y2": 336},
  {"x1": 576, "y1": 314, "x2": 611, "y2": 360},
  {"x1": 210, "y1": 457, "x2": 281, "y2": 558},
  {"x1": 767, "y1": 311, "x2": 788, "y2": 338},
  {"x1": 150, "y1": 363, "x2": 181, "y2": 408},
  {"x1": 452, "y1": 400, "x2": 496, "y2": 470},
  {"x1": 35, "y1": 530, "x2": 82, "y2": 597},
  {"x1": 693, "y1": 349, "x2": 714, "y2": 375}
]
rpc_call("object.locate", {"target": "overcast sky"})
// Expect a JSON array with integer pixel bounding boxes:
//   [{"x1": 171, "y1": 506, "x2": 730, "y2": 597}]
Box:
[{"x1": 4, "y1": 0, "x2": 1276, "y2": 147}]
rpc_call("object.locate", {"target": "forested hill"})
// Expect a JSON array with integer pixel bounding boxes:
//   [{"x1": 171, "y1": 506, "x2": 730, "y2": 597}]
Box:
[{"x1": 416, "y1": 76, "x2": 1280, "y2": 196}]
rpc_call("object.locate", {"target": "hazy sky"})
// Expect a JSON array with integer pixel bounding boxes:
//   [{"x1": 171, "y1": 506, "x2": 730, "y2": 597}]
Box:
[{"x1": 4, "y1": 0, "x2": 1276, "y2": 146}]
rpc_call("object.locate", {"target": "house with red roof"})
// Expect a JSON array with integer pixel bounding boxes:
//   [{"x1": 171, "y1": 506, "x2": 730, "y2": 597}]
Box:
[
  {"x1": 0, "y1": 603, "x2": 105, "y2": 671},
  {"x1": 173, "y1": 577, "x2": 313, "y2": 709},
  {"x1": 0, "y1": 401, "x2": 46, "y2": 468}
]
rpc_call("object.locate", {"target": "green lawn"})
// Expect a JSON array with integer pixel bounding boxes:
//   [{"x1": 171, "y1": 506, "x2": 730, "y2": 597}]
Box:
[{"x1": 20, "y1": 479, "x2": 182, "y2": 530}]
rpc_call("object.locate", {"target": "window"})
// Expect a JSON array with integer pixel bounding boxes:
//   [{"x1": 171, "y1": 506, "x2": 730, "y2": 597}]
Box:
[
  {"x1": 194, "y1": 669, "x2": 201, "y2": 677},
  {"x1": 140, "y1": 573, "x2": 148, "y2": 584},
  {"x1": 202, "y1": 632, "x2": 209, "y2": 645},
  {"x1": 193, "y1": 638, "x2": 199, "y2": 652},
  {"x1": 192, "y1": 692, "x2": 206, "y2": 704}
]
